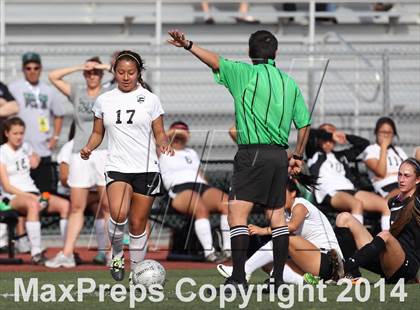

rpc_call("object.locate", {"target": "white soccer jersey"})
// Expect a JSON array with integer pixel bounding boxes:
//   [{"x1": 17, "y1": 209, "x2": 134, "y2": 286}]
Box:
[
  {"x1": 0, "y1": 142, "x2": 39, "y2": 195},
  {"x1": 287, "y1": 197, "x2": 343, "y2": 259},
  {"x1": 92, "y1": 86, "x2": 164, "y2": 173},
  {"x1": 159, "y1": 148, "x2": 206, "y2": 190},
  {"x1": 363, "y1": 144, "x2": 407, "y2": 196},
  {"x1": 308, "y1": 152, "x2": 355, "y2": 203}
]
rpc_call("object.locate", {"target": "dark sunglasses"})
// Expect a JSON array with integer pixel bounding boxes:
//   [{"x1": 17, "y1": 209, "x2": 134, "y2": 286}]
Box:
[
  {"x1": 83, "y1": 69, "x2": 102, "y2": 76},
  {"x1": 24, "y1": 66, "x2": 41, "y2": 71}
]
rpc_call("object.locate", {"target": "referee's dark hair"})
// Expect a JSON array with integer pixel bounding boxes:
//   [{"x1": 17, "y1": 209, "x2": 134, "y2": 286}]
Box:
[
  {"x1": 248, "y1": 30, "x2": 278, "y2": 63},
  {"x1": 113, "y1": 50, "x2": 147, "y2": 88},
  {"x1": 374, "y1": 116, "x2": 398, "y2": 137}
]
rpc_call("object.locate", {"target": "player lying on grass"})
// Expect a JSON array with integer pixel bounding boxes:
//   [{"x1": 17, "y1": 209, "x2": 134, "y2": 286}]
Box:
[
  {"x1": 159, "y1": 121, "x2": 231, "y2": 263},
  {"x1": 0, "y1": 117, "x2": 70, "y2": 264},
  {"x1": 307, "y1": 123, "x2": 391, "y2": 231},
  {"x1": 217, "y1": 174, "x2": 344, "y2": 285},
  {"x1": 336, "y1": 158, "x2": 420, "y2": 283}
]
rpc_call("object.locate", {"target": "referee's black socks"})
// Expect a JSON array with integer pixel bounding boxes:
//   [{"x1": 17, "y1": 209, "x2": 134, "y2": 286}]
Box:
[
  {"x1": 230, "y1": 226, "x2": 249, "y2": 284},
  {"x1": 271, "y1": 226, "x2": 289, "y2": 286}
]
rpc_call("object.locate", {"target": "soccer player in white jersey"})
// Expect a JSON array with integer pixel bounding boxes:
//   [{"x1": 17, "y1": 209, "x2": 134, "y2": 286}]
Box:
[
  {"x1": 363, "y1": 117, "x2": 408, "y2": 199},
  {"x1": 0, "y1": 117, "x2": 69, "y2": 264},
  {"x1": 217, "y1": 174, "x2": 344, "y2": 285},
  {"x1": 159, "y1": 121, "x2": 231, "y2": 262},
  {"x1": 81, "y1": 50, "x2": 173, "y2": 281}
]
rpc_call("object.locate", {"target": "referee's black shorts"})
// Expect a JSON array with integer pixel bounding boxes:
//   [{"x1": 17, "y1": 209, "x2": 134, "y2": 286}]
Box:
[{"x1": 229, "y1": 144, "x2": 288, "y2": 209}]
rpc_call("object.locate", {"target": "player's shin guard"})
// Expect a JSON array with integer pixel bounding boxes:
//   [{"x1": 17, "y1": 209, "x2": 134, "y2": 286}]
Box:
[
  {"x1": 95, "y1": 219, "x2": 108, "y2": 254},
  {"x1": 108, "y1": 218, "x2": 127, "y2": 259},
  {"x1": 271, "y1": 226, "x2": 289, "y2": 286},
  {"x1": 230, "y1": 225, "x2": 249, "y2": 283},
  {"x1": 129, "y1": 230, "x2": 148, "y2": 271},
  {"x1": 344, "y1": 236, "x2": 386, "y2": 274}
]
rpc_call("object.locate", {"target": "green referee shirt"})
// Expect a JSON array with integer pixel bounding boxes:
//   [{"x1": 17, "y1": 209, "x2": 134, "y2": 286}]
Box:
[{"x1": 214, "y1": 57, "x2": 311, "y2": 146}]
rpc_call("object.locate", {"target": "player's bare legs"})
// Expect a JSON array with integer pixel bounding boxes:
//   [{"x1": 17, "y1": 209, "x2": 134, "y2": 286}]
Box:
[
  {"x1": 336, "y1": 212, "x2": 373, "y2": 249},
  {"x1": 330, "y1": 192, "x2": 363, "y2": 221}
]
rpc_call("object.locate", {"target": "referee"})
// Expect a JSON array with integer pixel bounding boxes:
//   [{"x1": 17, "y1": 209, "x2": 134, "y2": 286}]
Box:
[{"x1": 168, "y1": 30, "x2": 311, "y2": 290}]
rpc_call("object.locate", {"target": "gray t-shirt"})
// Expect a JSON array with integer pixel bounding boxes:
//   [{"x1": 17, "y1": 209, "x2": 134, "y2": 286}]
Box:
[
  {"x1": 69, "y1": 84, "x2": 107, "y2": 152},
  {"x1": 8, "y1": 79, "x2": 66, "y2": 157}
]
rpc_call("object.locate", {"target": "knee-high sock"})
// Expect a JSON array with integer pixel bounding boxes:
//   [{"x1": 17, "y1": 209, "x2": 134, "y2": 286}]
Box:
[
  {"x1": 344, "y1": 236, "x2": 386, "y2": 274},
  {"x1": 245, "y1": 240, "x2": 273, "y2": 275},
  {"x1": 334, "y1": 227, "x2": 357, "y2": 260},
  {"x1": 271, "y1": 226, "x2": 289, "y2": 286},
  {"x1": 59, "y1": 219, "x2": 68, "y2": 243},
  {"x1": 108, "y1": 218, "x2": 127, "y2": 259},
  {"x1": 194, "y1": 218, "x2": 214, "y2": 257},
  {"x1": 230, "y1": 225, "x2": 249, "y2": 283},
  {"x1": 283, "y1": 264, "x2": 304, "y2": 285},
  {"x1": 220, "y1": 215, "x2": 231, "y2": 251},
  {"x1": 25, "y1": 221, "x2": 42, "y2": 257},
  {"x1": 129, "y1": 230, "x2": 148, "y2": 271},
  {"x1": 381, "y1": 215, "x2": 390, "y2": 231},
  {"x1": 95, "y1": 219, "x2": 108, "y2": 254}
]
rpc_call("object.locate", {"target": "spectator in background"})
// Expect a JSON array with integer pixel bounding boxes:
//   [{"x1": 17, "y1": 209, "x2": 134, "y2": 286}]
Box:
[
  {"x1": 8, "y1": 52, "x2": 65, "y2": 193},
  {"x1": 307, "y1": 124, "x2": 391, "y2": 231},
  {"x1": 0, "y1": 82, "x2": 19, "y2": 142},
  {"x1": 45, "y1": 57, "x2": 110, "y2": 268},
  {"x1": 363, "y1": 117, "x2": 407, "y2": 199},
  {"x1": 201, "y1": 2, "x2": 260, "y2": 24}
]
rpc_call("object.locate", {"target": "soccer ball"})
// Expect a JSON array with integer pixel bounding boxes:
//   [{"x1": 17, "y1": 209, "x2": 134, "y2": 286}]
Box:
[{"x1": 132, "y1": 259, "x2": 166, "y2": 287}]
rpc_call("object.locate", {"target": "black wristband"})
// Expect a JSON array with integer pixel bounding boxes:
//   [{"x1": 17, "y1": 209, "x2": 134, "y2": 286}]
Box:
[
  {"x1": 292, "y1": 154, "x2": 304, "y2": 160},
  {"x1": 184, "y1": 40, "x2": 193, "y2": 50}
]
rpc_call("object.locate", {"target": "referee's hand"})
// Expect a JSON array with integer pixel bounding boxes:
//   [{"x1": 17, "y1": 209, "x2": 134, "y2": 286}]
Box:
[
  {"x1": 80, "y1": 147, "x2": 92, "y2": 160},
  {"x1": 289, "y1": 158, "x2": 303, "y2": 175},
  {"x1": 167, "y1": 30, "x2": 189, "y2": 48}
]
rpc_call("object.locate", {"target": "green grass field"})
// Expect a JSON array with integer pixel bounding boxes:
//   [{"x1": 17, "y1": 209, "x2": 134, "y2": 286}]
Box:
[{"x1": 1, "y1": 269, "x2": 418, "y2": 310}]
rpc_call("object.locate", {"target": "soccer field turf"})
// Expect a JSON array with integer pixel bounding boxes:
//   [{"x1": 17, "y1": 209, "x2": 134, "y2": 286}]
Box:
[{"x1": 1, "y1": 269, "x2": 418, "y2": 310}]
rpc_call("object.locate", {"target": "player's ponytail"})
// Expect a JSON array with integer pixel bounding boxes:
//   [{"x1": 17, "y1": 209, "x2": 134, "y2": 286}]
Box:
[
  {"x1": 113, "y1": 50, "x2": 147, "y2": 88},
  {"x1": 286, "y1": 173, "x2": 318, "y2": 196}
]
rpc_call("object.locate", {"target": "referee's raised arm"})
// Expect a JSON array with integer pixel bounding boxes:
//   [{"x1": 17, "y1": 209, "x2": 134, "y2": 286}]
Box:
[{"x1": 168, "y1": 30, "x2": 220, "y2": 70}]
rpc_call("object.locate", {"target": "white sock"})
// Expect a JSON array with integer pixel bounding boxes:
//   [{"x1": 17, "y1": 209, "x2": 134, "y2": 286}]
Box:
[
  {"x1": 129, "y1": 230, "x2": 148, "y2": 271},
  {"x1": 25, "y1": 221, "x2": 42, "y2": 257},
  {"x1": 381, "y1": 215, "x2": 391, "y2": 231},
  {"x1": 194, "y1": 218, "x2": 214, "y2": 257},
  {"x1": 0, "y1": 223, "x2": 8, "y2": 247},
  {"x1": 220, "y1": 215, "x2": 230, "y2": 251},
  {"x1": 59, "y1": 219, "x2": 68, "y2": 243},
  {"x1": 353, "y1": 213, "x2": 364, "y2": 225},
  {"x1": 95, "y1": 219, "x2": 108, "y2": 254},
  {"x1": 283, "y1": 264, "x2": 304, "y2": 285},
  {"x1": 108, "y1": 218, "x2": 127, "y2": 259},
  {"x1": 245, "y1": 240, "x2": 273, "y2": 275}
]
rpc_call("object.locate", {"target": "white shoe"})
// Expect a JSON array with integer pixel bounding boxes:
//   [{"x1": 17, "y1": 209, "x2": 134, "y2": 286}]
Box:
[
  {"x1": 16, "y1": 237, "x2": 31, "y2": 254},
  {"x1": 45, "y1": 251, "x2": 76, "y2": 268},
  {"x1": 216, "y1": 264, "x2": 251, "y2": 282}
]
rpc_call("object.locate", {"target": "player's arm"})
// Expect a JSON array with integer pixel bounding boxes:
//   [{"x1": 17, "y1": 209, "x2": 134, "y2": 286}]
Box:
[
  {"x1": 168, "y1": 30, "x2": 219, "y2": 71},
  {"x1": 80, "y1": 117, "x2": 105, "y2": 160},
  {"x1": 0, "y1": 163, "x2": 34, "y2": 197},
  {"x1": 29, "y1": 152, "x2": 41, "y2": 169},
  {"x1": 248, "y1": 224, "x2": 271, "y2": 236},
  {"x1": 287, "y1": 204, "x2": 308, "y2": 233},
  {"x1": 152, "y1": 115, "x2": 174, "y2": 156}
]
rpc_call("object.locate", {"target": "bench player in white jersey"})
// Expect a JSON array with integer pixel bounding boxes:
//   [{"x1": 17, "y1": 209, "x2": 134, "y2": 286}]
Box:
[
  {"x1": 363, "y1": 117, "x2": 408, "y2": 198},
  {"x1": 0, "y1": 117, "x2": 69, "y2": 264},
  {"x1": 217, "y1": 174, "x2": 344, "y2": 285},
  {"x1": 81, "y1": 50, "x2": 173, "y2": 281},
  {"x1": 159, "y1": 121, "x2": 230, "y2": 262}
]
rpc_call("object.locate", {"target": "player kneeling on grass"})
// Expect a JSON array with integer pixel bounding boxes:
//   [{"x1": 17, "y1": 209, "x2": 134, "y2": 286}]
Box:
[
  {"x1": 335, "y1": 158, "x2": 420, "y2": 284},
  {"x1": 0, "y1": 117, "x2": 70, "y2": 264},
  {"x1": 159, "y1": 121, "x2": 231, "y2": 263},
  {"x1": 80, "y1": 50, "x2": 173, "y2": 282},
  {"x1": 217, "y1": 174, "x2": 344, "y2": 285},
  {"x1": 307, "y1": 124, "x2": 391, "y2": 231}
]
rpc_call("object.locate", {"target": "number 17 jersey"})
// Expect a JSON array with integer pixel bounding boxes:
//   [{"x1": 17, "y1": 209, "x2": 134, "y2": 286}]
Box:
[{"x1": 92, "y1": 86, "x2": 164, "y2": 173}]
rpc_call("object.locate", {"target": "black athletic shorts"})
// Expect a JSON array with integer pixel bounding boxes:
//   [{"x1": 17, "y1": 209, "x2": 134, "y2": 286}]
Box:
[
  {"x1": 319, "y1": 252, "x2": 333, "y2": 280},
  {"x1": 30, "y1": 156, "x2": 58, "y2": 194},
  {"x1": 171, "y1": 182, "x2": 212, "y2": 197},
  {"x1": 105, "y1": 171, "x2": 163, "y2": 196},
  {"x1": 229, "y1": 144, "x2": 288, "y2": 209},
  {"x1": 322, "y1": 189, "x2": 357, "y2": 206}
]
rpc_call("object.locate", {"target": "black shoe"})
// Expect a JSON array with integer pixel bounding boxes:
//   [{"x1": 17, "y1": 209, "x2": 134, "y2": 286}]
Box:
[
  {"x1": 31, "y1": 253, "x2": 47, "y2": 265},
  {"x1": 0, "y1": 246, "x2": 8, "y2": 254},
  {"x1": 73, "y1": 251, "x2": 83, "y2": 265},
  {"x1": 206, "y1": 277, "x2": 247, "y2": 297},
  {"x1": 262, "y1": 278, "x2": 289, "y2": 295}
]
